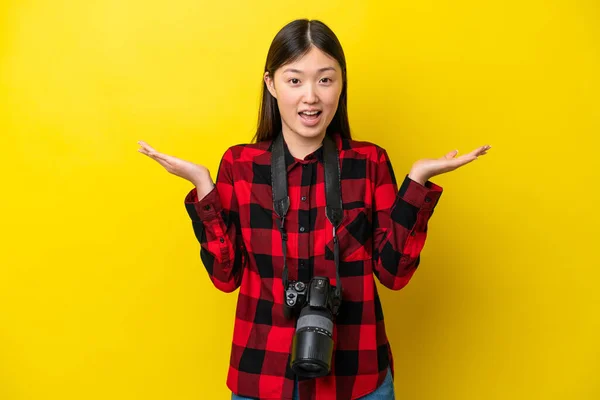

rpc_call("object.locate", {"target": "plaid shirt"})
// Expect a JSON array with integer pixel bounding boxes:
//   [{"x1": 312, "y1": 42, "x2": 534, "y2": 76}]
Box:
[{"x1": 184, "y1": 132, "x2": 443, "y2": 400}]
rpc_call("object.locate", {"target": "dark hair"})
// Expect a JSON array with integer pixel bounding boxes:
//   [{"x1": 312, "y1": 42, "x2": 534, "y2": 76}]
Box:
[{"x1": 252, "y1": 19, "x2": 351, "y2": 143}]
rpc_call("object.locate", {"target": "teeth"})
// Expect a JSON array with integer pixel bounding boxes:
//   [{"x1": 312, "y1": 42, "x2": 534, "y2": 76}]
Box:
[{"x1": 301, "y1": 111, "x2": 319, "y2": 116}]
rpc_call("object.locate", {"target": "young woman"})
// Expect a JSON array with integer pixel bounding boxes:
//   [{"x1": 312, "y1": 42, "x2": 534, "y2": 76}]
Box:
[{"x1": 138, "y1": 19, "x2": 490, "y2": 400}]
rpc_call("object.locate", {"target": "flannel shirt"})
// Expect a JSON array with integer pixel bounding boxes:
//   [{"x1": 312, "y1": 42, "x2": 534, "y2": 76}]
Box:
[{"x1": 184, "y1": 132, "x2": 443, "y2": 400}]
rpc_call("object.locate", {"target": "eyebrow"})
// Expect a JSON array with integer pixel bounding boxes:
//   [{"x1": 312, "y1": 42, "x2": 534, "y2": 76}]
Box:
[{"x1": 282, "y1": 67, "x2": 337, "y2": 74}]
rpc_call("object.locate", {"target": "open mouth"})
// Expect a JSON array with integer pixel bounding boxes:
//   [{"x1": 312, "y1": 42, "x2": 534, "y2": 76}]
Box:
[
  {"x1": 299, "y1": 110, "x2": 322, "y2": 118},
  {"x1": 298, "y1": 110, "x2": 322, "y2": 126}
]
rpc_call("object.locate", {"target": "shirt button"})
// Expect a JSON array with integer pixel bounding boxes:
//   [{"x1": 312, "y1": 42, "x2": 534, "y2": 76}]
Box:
[
  {"x1": 219, "y1": 237, "x2": 225, "y2": 243},
  {"x1": 425, "y1": 197, "x2": 431, "y2": 203},
  {"x1": 302, "y1": 164, "x2": 308, "y2": 168},
  {"x1": 203, "y1": 205, "x2": 211, "y2": 210},
  {"x1": 299, "y1": 261, "x2": 305, "y2": 267},
  {"x1": 410, "y1": 231, "x2": 416, "y2": 236},
  {"x1": 301, "y1": 196, "x2": 307, "y2": 201},
  {"x1": 299, "y1": 226, "x2": 305, "y2": 232}
]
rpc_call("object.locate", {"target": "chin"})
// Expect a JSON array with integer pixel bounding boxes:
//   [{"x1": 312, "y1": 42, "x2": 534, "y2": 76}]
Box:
[
  {"x1": 295, "y1": 129, "x2": 324, "y2": 139},
  {"x1": 282, "y1": 115, "x2": 330, "y2": 140},
  {"x1": 291, "y1": 122, "x2": 329, "y2": 139}
]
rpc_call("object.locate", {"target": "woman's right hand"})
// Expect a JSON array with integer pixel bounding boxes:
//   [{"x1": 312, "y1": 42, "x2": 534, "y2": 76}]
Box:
[{"x1": 137, "y1": 140, "x2": 214, "y2": 194}]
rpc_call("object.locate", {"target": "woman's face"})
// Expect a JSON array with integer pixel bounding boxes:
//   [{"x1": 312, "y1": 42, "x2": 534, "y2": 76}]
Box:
[{"x1": 265, "y1": 46, "x2": 343, "y2": 142}]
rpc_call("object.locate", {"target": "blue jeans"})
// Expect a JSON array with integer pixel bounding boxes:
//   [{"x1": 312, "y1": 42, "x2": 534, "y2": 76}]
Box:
[{"x1": 231, "y1": 367, "x2": 395, "y2": 400}]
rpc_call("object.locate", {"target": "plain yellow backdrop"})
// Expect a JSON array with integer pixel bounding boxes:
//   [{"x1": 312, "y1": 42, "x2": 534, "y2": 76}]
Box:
[{"x1": 1, "y1": 1, "x2": 598, "y2": 399}]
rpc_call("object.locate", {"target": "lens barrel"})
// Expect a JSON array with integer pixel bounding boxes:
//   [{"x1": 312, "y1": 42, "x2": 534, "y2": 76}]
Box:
[{"x1": 290, "y1": 308, "x2": 334, "y2": 378}]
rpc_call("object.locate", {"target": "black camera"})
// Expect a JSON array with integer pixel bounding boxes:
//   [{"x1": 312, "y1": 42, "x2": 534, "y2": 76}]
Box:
[{"x1": 284, "y1": 277, "x2": 342, "y2": 378}]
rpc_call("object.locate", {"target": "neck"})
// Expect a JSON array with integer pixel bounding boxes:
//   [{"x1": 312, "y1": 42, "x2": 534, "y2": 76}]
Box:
[{"x1": 282, "y1": 129, "x2": 326, "y2": 160}]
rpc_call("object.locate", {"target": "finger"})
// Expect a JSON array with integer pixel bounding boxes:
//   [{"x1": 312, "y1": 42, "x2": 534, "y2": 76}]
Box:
[
  {"x1": 138, "y1": 148, "x2": 153, "y2": 157},
  {"x1": 138, "y1": 148, "x2": 162, "y2": 159},
  {"x1": 139, "y1": 148, "x2": 173, "y2": 166},
  {"x1": 475, "y1": 145, "x2": 492, "y2": 156},
  {"x1": 152, "y1": 152, "x2": 178, "y2": 165},
  {"x1": 149, "y1": 152, "x2": 173, "y2": 165},
  {"x1": 149, "y1": 151, "x2": 167, "y2": 160},
  {"x1": 153, "y1": 157, "x2": 172, "y2": 170},
  {"x1": 441, "y1": 145, "x2": 490, "y2": 170},
  {"x1": 138, "y1": 146, "x2": 170, "y2": 161},
  {"x1": 466, "y1": 146, "x2": 486, "y2": 158},
  {"x1": 137, "y1": 140, "x2": 158, "y2": 153},
  {"x1": 149, "y1": 153, "x2": 174, "y2": 170},
  {"x1": 447, "y1": 154, "x2": 478, "y2": 168},
  {"x1": 441, "y1": 149, "x2": 459, "y2": 160},
  {"x1": 137, "y1": 141, "x2": 172, "y2": 160}
]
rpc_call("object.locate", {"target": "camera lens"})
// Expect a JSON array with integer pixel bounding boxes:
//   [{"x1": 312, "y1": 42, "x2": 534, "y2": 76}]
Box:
[
  {"x1": 290, "y1": 308, "x2": 334, "y2": 378},
  {"x1": 300, "y1": 363, "x2": 320, "y2": 372}
]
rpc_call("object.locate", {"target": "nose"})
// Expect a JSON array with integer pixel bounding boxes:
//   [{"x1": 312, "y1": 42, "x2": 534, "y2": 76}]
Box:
[{"x1": 303, "y1": 83, "x2": 318, "y2": 104}]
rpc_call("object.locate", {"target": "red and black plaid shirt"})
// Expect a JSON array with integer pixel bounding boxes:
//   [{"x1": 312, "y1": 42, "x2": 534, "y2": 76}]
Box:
[{"x1": 184, "y1": 132, "x2": 443, "y2": 400}]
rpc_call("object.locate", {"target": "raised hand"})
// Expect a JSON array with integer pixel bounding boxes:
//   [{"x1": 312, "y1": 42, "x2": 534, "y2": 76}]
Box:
[
  {"x1": 137, "y1": 140, "x2": 214, "y2": 194},
  {"x1": 408, "y1": 145, "x2": 491, "y2": 185}
]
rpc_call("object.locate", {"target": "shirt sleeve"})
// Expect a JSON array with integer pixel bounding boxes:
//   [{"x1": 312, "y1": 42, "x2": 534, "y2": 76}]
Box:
[
  {"x1": 184, "y1": 147, "x2": 246, "y2": 293},
  {"x1": 372, "y1": 147, "x2": 443, "y2": 290}
]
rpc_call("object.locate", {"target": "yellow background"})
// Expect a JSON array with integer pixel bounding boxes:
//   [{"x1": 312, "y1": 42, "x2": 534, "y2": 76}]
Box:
[{"x1": 1, "y1": 1, "x2": 598, "y2": 399}]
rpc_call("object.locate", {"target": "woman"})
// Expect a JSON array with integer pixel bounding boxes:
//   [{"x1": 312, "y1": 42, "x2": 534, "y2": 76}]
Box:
[{"x1": 138, "y1": 19, "x2": 490, "y2": 400}]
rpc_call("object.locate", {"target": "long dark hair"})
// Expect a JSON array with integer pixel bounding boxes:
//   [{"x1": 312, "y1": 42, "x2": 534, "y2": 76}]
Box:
[{"x1": 252, "y1": 19, "x2": 352, "y2": 143}]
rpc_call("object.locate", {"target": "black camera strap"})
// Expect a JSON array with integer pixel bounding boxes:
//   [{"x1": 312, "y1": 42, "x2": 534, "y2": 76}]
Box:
[{"x1": 271, "y1": 132, "x2": 344, "y2": 301}]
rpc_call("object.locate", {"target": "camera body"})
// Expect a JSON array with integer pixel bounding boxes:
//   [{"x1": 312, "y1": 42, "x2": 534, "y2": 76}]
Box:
[{"x1": 283, "y1": 277, "x2": 341, "y2": 319}]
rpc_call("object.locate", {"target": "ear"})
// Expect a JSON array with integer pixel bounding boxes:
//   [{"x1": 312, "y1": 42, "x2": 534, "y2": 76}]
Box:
[{"x1": 264, "y1": 71, "x2": 277, "y2": 99}]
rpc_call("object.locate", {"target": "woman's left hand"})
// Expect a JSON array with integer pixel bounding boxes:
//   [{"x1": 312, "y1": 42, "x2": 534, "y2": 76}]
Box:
[{"x1": 408, "y1": 145, "x2": 492, "y2": 185}]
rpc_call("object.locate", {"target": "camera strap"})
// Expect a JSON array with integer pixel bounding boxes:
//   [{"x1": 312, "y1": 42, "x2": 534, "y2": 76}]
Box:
[{"x1": 271, "y1": 132, "x2": 344, "y2": 301}]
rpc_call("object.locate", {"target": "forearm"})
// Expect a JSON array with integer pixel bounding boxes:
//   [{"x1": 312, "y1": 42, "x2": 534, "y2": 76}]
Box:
[
  {"x1": 194, "y1": 180, "x2": 215, "y2": 201},
  {"x1": 192, "y1": 172, "x2": 216, "y2": 201},
  {"x1": 407, "y1": 169, "x2": 427, "y2": 186}
]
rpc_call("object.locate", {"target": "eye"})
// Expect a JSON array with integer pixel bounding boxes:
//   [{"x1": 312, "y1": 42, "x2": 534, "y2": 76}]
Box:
[
  {"x1": 289, "y1": 78, "x2": 300, "y2": 85},
  {"x1": 320, "y1": 78, "x2": 332, "y2": 84}
]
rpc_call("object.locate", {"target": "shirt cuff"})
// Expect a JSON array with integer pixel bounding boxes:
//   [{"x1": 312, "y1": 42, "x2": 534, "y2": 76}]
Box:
[
  {"x1": 398, "y1": 174, "x2": 443, "y2": 210},
  {"x1": 184, "y1": 186, "x2": 222, "y2": 222}
]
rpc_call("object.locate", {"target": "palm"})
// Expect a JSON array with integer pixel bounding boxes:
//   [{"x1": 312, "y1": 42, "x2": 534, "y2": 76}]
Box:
[
  {"x1": 137, "y1": 140, "x2": 210, "y2": 184},
  {"x1": 411, "y1": 145, "x2": 491, "y2": 181}
]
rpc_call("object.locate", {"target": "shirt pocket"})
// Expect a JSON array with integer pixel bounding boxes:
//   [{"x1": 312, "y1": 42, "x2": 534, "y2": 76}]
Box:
[{"x1": 325, "y1": 206, "x2": 373, "y2": 262}]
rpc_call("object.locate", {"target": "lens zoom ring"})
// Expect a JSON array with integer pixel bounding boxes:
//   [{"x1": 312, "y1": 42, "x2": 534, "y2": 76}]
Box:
[{"x1": 296, "y1": 313, "x2": 333, "y2": 332}]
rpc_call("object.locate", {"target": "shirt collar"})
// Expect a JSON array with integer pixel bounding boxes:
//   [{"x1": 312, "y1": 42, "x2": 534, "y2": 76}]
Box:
[
  {"x1": 280, "y1": 133, "x2": 339, "y2": 171},
  {"x1": 284, "y1": 141, "x2": 323, "y2": 168}
]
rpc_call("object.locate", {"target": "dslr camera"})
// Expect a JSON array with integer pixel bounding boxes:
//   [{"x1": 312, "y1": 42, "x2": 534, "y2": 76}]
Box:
[{"x1": 284, "y1": 276, "x2": 342, "y2": 378}]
